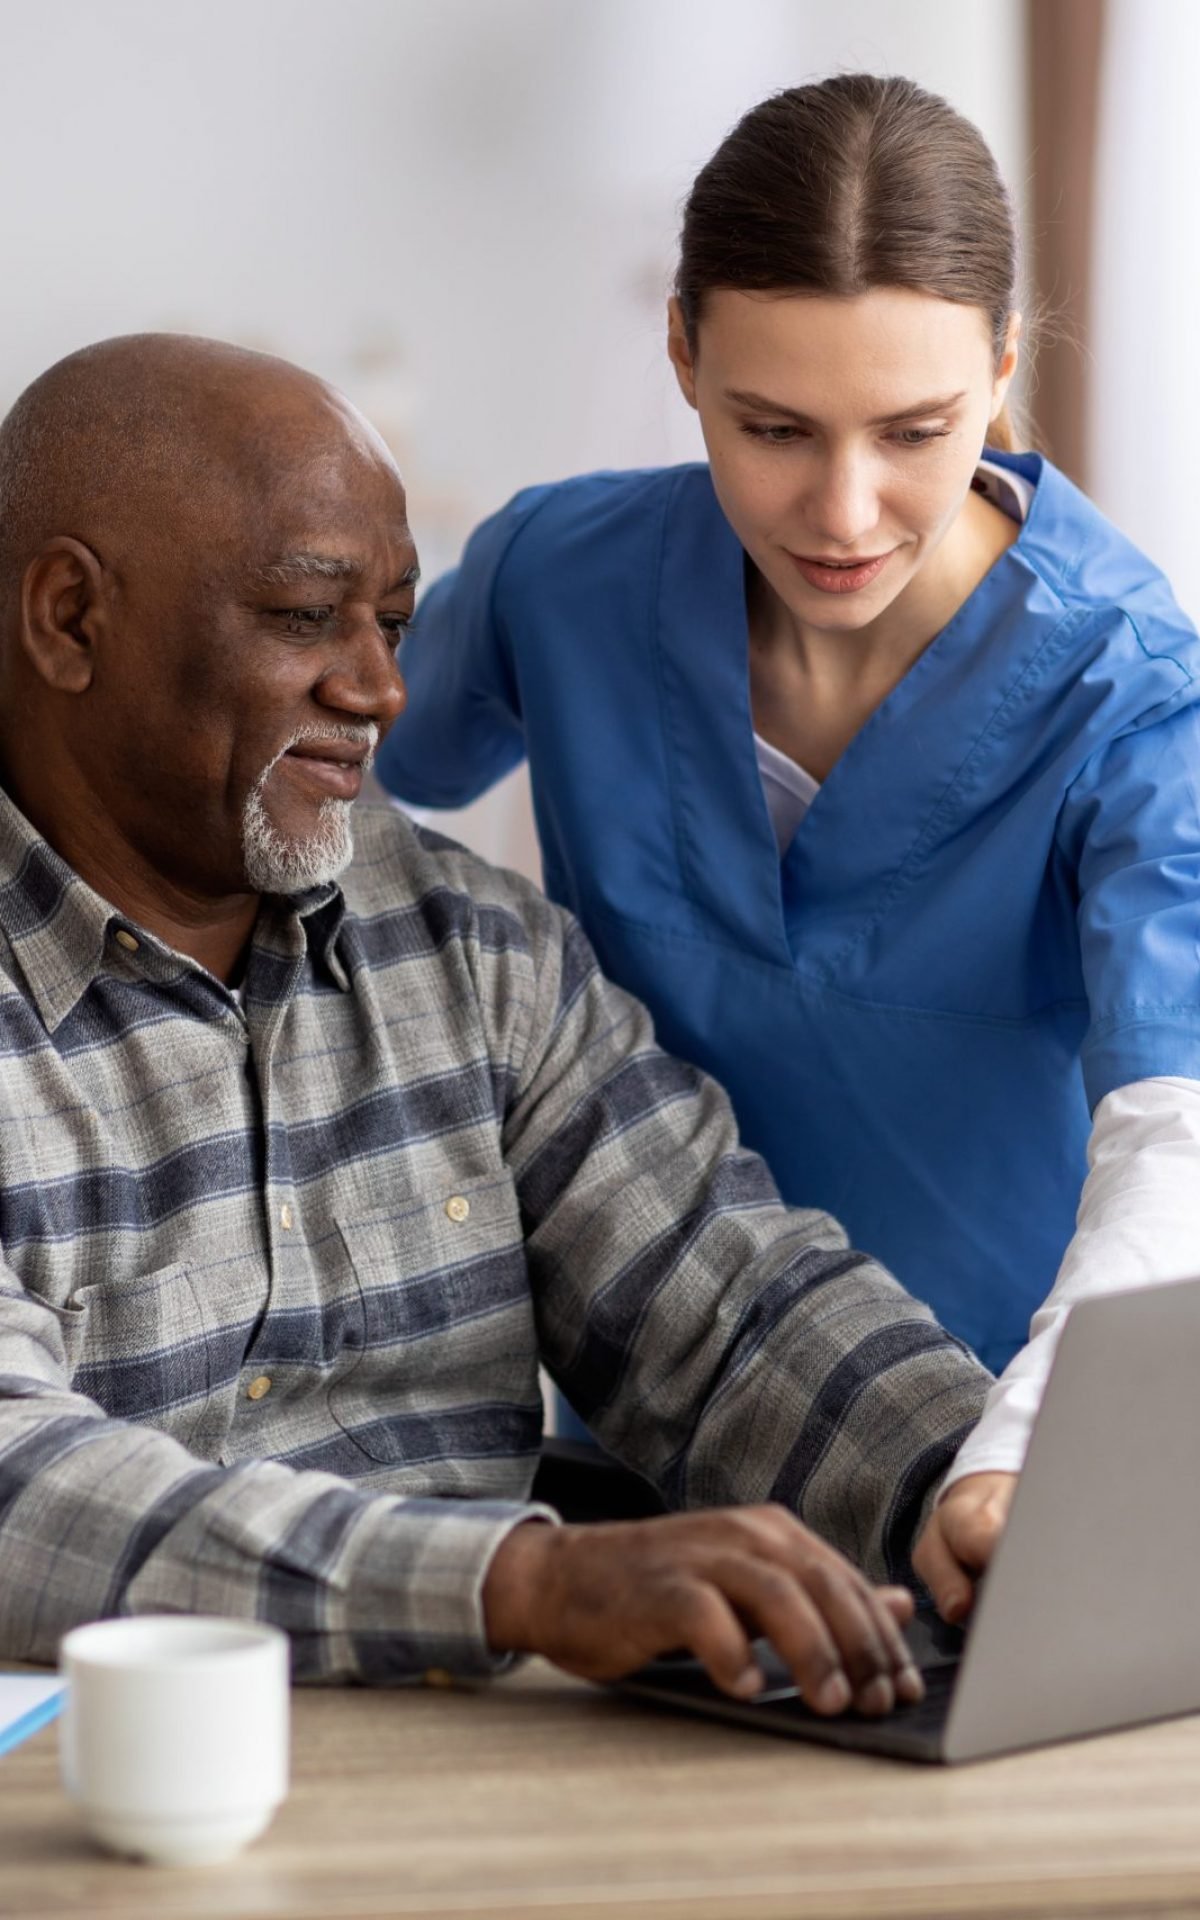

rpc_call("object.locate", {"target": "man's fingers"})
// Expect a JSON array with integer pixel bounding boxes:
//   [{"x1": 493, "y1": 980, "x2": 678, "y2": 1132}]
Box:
[
  {"x1": 497, "y1": 1508, "x2": 940, "y2": 1719},
  {"x1": 796, "y1": 1561, "x2": 922, "y2": 1711},
  {"x1": 881, "y1": 1585, "x2": 917, "y2": 1621},
  {"x1": 670, "y1": 1582, "x2": 764, "y2": 1699},
  {"x1": 695, "y1": 1553, "x2": 915, "y2": 1716},
  {"x1": 676, "y1": 1555, "x2": 845, "y2": 1709},
  {"x1": 747, "y1": 1509, "x2": 921, "y2": 1709},
  {"x1": 679, "y1": 1511, "x2": 922, "y2": 1715}
]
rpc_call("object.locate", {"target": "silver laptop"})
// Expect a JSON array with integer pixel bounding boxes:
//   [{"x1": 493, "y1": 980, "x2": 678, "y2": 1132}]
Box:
[{"x1": 617, "y1": 1276, "x2": 1200, "y2": 1763}]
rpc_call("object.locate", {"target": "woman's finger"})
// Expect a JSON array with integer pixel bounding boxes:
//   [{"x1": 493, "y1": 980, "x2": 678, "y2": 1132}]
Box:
[{"x1": 912, "y1": 1511, "x2": 975, "y2": 1623}]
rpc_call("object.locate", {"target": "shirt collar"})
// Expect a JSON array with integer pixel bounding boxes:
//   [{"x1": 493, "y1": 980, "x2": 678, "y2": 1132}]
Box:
[
  {"x1": 0, "y1": 787, "x2": 352, "y2": 1032},
  {"x1": 260, "y1": 880, "x2": 352, "y2": 992},
  {"x1": 0, "y1": 789, "x2": 120, "y2": 1032}
]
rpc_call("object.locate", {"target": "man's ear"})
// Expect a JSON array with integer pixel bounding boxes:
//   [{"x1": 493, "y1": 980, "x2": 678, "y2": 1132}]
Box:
[
  {"x1": 19, "y1": 538, "x2": 106, "y2": 694},
  {"x1": 666, "y1": 297, "x2": 699, "y2": 410}
]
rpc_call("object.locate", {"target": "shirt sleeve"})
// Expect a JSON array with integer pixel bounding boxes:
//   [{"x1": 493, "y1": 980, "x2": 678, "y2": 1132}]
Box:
[
  {"x1": 941, "y1": 1076, "x2": 1200, "y2": 1488},
  {"x1": 1062, "y1": 696, "x2": 1200, "y2": 1107},
  {"x1": 0, "y1": 1276, "x2": 556, "y2": 1678},
  {"x1": 495, "y1": 898, "x2": 994, "y2": 1585},
  {"x1": 375, "y1": 489, "x2": 552, "y2": 808}
]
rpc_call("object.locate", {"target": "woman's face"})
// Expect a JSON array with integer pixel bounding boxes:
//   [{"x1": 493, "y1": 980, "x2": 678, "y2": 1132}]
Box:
[{"x1": 669, "y1": 286, "x2": 1019, "y2": 638}]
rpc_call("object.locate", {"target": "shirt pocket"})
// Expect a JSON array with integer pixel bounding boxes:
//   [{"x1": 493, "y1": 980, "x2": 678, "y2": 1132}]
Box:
[
  {"x1": 328, "y1": 1172, "x2": 540, "y2": 1472},
  {"x1": 42, "y1": 1263, "x2": 213, "y2": 1447}
]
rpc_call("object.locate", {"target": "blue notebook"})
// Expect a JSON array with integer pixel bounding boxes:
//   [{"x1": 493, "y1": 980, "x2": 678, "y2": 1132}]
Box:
[{"x1": 0, "y1": 1674, "x2": 65, "y2": 1756}]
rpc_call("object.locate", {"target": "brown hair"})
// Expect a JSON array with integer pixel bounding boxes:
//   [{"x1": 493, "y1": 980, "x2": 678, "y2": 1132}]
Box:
[{"x1": 676, "y1": 74, "x2": 1022, "y2": 450}]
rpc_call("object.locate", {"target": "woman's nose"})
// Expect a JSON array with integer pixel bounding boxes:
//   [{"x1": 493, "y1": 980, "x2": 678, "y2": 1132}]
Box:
[{"x1": 804, "y1": 460, "x2": 879, "y2": 550}]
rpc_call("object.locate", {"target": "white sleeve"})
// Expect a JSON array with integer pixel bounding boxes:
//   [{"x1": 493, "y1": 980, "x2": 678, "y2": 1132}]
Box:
[{"x1": 941, "y1": 1077, "x2": 1200, "y2": 1492}]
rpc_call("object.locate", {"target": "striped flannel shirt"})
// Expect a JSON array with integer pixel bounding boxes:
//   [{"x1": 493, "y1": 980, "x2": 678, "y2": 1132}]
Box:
[{"x1": 0, "y1": 789, "x2": 991, "y2": 1680}]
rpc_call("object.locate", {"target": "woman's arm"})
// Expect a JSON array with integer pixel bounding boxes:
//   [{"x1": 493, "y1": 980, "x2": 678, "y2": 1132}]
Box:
[
  {"x1": 946, "y1": 1075, "x2": 1200, "y2": 1487},
  {"x1": 968, "y1": 688, "x2": 1200, "y2": 1471},
  {"x1": 918, "y1": 687, "x2": 1200, "y2": 1614},
  {"x1": 915, "y1": 1077, "x2": 1200, "y2": 1618},
  {"x1": 376, "y1": 488, "x2": 553, "y2": 807}
]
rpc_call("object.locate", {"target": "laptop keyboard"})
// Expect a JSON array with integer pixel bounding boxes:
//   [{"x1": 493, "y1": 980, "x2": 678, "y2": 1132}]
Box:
[
  {"x1": 618, "y1": 1608, "x2": 969, "y2": 1760},
  {"x1": 751, "y1": 1656, "x2": 959, "y2": 1734},
  {"x1": 748, "y1": 1641, "x2": 960, "y2": 1735}
]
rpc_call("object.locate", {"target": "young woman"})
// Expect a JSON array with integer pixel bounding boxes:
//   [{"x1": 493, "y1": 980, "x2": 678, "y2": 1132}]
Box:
[{"x1": 377, "y1": 75, "x2": 1200, "y2": 1605}]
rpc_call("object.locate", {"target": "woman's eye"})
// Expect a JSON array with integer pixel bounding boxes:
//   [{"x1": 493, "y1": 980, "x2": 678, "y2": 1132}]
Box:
[
  {"x1": 889, "y1": 427, "x2": 948, "y2": 448},
  {"x1": 742, "y1": 423, "x2": 803, "y2": 445}
]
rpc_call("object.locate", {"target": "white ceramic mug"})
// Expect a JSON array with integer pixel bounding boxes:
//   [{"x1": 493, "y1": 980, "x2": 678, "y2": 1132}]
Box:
[{"x1": 59, "y1": 1615, "x2": 290, "y2": 1867}]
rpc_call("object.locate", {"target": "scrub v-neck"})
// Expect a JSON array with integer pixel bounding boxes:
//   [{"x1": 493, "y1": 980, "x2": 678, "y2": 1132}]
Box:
[
  {"x1": 749, "y1": 458, "x2": 1033, "y2": 859},
  {"x1": 652, "y1": 463, "x2": 1038, "y2": 977}
]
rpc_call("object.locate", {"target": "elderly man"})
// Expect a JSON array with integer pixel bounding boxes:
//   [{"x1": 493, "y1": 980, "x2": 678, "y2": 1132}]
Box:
[{"x1": 0, "y1": 335, "x2": 991, "y2": 1717}]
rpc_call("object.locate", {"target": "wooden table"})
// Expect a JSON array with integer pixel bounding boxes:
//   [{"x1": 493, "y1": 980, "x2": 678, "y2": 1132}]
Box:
[{"x1": 6, "y1": 1660, "x2": 1200, "y2": 1919}]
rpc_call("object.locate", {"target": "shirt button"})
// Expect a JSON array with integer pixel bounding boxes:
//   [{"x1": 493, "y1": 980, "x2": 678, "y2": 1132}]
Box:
[
  {"x1": 246, "y1": 1375, "x2": 273, "y2": 1401},
  {"x1": 444, "y1": 1195, "x2": 470, "y2": 1224},
  {"x1": 423, "y1": 1668, "x2": 456, "y2": 1689},
  {"x1": 279, "y1": 1204, "x2": 294, "y2": 1231},
  {"x1": 114, "y1": 930, "x2": 140, "y2": 953}
]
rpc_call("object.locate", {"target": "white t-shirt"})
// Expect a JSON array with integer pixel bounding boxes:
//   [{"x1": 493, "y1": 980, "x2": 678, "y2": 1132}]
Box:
[{"x1": 755, "y1": 732, "x2": 821, "y2": 852}]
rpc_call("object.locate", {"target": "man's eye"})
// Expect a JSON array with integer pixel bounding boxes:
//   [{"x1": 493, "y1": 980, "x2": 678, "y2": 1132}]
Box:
[
  {"x1": 378, "y1": 614, "x2": 413, "y2": 648},
  {"x1": 273, "y1": 607, "x2": 333, "y2": 638}
]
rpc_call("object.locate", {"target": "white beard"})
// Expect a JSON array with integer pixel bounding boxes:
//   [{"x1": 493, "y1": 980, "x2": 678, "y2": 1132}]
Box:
[{"x1": 241, "y1": 723, "x2": 377, "y2": 894}]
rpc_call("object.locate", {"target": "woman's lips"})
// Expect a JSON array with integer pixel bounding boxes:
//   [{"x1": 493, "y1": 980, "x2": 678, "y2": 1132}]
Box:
[
  {"x1": 280, "y1": 749, "x2": 365, "y2": 802},
  {"x1": 788, "y1": 550, "x2": 894, "y2": 594}
]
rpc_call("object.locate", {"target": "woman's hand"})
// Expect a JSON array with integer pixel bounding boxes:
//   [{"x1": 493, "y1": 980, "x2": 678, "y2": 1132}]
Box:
[
  {"x1": 912, "y1": 1471, "x2": 1017, "y2": 1622},
  {"x1": 483, "y1": 1505, "x2": 924, "y2": 1715}
]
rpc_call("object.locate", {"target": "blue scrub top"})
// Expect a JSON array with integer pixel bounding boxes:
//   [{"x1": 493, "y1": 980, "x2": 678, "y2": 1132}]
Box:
[{"x1": 377, "y1": 455, "x2": 1200, "y2": 1372}]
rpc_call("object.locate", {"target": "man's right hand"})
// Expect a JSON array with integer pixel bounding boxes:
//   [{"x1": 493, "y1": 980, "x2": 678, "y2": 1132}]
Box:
[{"x1": 482, "y1": 1506, "x2": 923, "y2": 1716}]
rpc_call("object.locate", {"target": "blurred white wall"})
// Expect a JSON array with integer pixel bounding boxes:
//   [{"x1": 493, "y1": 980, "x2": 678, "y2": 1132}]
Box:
[
  {"x1": 0, "y1": 0, "x2": 1026, "y2": 872},
  {"x1": 1090, "y1": 0, "x2": 1200, "y2": 629}
]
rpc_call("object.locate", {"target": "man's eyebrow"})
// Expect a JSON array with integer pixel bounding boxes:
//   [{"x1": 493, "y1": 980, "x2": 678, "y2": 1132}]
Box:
[
  {"x1": 724, "y1": 388, "x2": 969, "y2": 427},
  {"x1": 250, "y1": 554, "x2": 421, "y2": 591},
  {"x1": 252, "y1": 553, "x2": 358, "y2": 589}
]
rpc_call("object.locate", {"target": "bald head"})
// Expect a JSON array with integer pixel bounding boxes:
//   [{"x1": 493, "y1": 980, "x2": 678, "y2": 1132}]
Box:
[
  {"x1": 0, "y1": 333, "x2": 415, "y2": 970},
  {"x1": 0, "y1": 333, "x2": 389, "y2": 610}
]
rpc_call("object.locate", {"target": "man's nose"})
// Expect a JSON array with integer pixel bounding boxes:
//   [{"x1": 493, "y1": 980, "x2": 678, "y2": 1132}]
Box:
[
  {"x1": 316, "y1": 625, "x2": 407, "y2": 726},
  {"x1": 804, "y1": 455, "x2": 879, "y2": 549}
]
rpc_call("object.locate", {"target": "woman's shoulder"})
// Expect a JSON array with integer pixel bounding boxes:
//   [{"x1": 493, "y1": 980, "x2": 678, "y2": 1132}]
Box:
[
  {"x1": 486, "y1": 462, "x2": 715, "y2": 573},
  {"x1": 1004, "y1": 452, "x2": 1198, "y2": 658},
  {"x1": 503, "y1": 460, "x2": 710, "y2": 512}
]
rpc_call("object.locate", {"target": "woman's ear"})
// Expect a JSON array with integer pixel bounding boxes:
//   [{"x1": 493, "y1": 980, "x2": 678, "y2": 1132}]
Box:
[
  {"x1": 19, "y1": 538, "x2": 106, "y2": 694},
  {"x1": 989, "y1": 311, "x2": 1022, "y2": 423},
  {"x1": 666, "y1": 297, "x2": 699, "y2": 409}
]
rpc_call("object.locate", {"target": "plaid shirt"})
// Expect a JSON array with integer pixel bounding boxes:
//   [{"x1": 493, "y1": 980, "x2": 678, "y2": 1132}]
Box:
[{"x1": 0, "y1": 791, "x2": 990, "y2": 1679}]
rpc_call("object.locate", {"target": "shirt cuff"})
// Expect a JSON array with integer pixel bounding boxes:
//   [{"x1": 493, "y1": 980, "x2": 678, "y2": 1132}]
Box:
[
  {"x1": 936, "y1": 1375, "x2": 1039, "y2": 1496},
  {"x1": 321, "y1": 1496, "x2": 562, "y2": 1684}
]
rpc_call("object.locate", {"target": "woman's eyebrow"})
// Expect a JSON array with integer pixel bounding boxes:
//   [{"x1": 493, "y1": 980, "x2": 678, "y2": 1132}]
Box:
[{"x1": 724, "y1": 388, "x2": 969, "y2": 426}]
